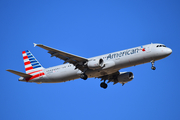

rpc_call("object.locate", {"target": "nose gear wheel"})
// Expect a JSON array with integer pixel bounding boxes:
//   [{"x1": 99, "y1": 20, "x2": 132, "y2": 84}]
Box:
[{"x1": 151, "y1": 60, "x2": 156, "y2": 70}]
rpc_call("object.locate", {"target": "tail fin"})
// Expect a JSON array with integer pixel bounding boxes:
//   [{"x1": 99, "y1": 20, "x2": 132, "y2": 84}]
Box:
[{"x1": 22, "y1": 50, "x2": 44, "y2": 75}]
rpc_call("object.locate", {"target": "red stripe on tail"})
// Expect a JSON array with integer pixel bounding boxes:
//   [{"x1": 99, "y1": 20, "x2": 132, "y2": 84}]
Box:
[
  {"x1": 23, "y1": 56, "x2": 28, "y2": 60},
  {"x1": 26, "y1": 72, "x2": 45, "y2": 81},
  {"x1": 25, "y1": 66, "x2": 33, "y2": 71},
  {"x1": 28, "y1": 70, "x2": 43, "y2": 75},
  {"x1": 24, "y1": 61, "x2": 31, "y2": 65}
]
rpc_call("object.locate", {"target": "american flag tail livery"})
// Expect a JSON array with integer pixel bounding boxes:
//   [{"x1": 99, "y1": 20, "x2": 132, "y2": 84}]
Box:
[{"x1": 22, "y1": 50, "x2": 45, "y2": 80}]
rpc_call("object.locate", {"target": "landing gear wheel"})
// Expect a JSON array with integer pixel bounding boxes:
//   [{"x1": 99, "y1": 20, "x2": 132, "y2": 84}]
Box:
[
  {"x1": 80, "y1": 74, "x2": 88, "y2": 80},
  {"x1": 100, "y1": 82, "x2": 108, "y2": 89},
  {"x1": 151, "y1": 60, "x2": 156, "y2": 70},
  {"x1": 151, "y1": 66, "x2": 156, "y2": 70}
]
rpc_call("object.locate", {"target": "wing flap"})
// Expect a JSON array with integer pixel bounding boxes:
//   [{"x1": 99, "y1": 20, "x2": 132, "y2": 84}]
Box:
[
  {"x1": 6, "y1": 69, "x2": 32, "y2": 78},
  {"x1": 98, "y1": 71, "x2": 120, "y2": 85}
]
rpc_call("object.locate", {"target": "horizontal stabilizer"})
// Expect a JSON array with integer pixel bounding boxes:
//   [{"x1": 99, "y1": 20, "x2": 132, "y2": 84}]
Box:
[{"x1": 6, "y1": 69, "x2": 32, "y2": 78}]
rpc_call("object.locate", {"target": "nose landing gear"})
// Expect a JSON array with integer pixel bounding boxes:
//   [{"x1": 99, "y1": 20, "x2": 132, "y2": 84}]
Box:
[{"x1": 151, "y1": 60, "x2": 156, "y2": 70}]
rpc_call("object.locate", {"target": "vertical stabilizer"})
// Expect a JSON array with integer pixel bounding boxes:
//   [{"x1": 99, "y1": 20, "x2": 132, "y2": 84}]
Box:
[{"x1": 22, "y1": 50, "x2": 44, "y2": 76}]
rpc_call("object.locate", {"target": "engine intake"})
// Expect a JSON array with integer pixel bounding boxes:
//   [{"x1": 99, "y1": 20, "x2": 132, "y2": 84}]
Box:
[
  {"x1": 118, "y1": 72, "x2": 134, "y2": 83},
  {"x1": 87, "y1": 58, "x2": 104, "y2": 70}
]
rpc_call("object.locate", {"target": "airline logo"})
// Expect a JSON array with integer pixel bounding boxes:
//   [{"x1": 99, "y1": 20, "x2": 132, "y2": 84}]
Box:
[
  {"x1": 107, "y1": 46, "x2": 146, "y2": 60},
  {"x1": 22, "y1": 50, "x2": 45, "y2": 81},
  {"x1": 107, "y1": 48, "x2": 139, "y2": 60},
  {"x1": 141, "y1": 46, "x2": 146, "y2": 51}
]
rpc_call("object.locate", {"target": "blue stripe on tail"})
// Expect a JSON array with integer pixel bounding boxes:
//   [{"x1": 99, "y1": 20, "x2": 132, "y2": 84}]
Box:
[{"x1": 25, "y1": 50, "x2": 43, "y2": 69}]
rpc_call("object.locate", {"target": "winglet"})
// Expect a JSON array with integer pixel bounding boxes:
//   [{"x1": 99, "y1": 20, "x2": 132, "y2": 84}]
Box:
[{"x1": 33, "y1": 43, "x2": 37, "y2": 47}]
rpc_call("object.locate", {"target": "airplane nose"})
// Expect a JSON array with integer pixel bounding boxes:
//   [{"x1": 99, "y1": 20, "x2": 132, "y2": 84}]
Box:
[{"x1": 166, "y1": 48, "x2": 172, "y2": 55}]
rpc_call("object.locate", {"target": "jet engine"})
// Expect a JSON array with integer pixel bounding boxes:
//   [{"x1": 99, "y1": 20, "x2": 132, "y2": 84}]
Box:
[
  {"x1": 118, "y1": 72, "x2": 134, "y2": 83},
  {"x1": 87, "y1": 58, "x2": 105, "y2": 70}
]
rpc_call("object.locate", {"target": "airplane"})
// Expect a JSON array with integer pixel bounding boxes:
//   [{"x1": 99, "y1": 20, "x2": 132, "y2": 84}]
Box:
[{"x1": 7, "y1": 43, "x2": 172, "y2": 89}]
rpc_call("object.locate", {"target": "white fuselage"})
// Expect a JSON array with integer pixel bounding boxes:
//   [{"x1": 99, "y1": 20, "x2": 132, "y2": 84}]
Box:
[{"x1": 23, "y1": 43, "x2": 172, "y2": 83}]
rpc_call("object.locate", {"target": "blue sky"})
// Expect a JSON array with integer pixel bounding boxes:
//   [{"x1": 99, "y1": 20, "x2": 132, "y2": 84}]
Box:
[{"x1": 1, "y1": 0, "x2": 180, "y2": 120}]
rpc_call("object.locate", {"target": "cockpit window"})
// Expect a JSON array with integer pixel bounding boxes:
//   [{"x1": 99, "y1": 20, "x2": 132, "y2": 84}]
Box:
[{"x1": 156, "y1": 45, "x2": 166, "y2": 47}]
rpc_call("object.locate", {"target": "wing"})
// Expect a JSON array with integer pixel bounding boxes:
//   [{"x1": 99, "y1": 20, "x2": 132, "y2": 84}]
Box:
[
  {"x1": 34, "y1": 43, "x2": 88, "y2": 71},
  {"x1": 98, "y1": 71, "x2": 120, "y2": 85}
]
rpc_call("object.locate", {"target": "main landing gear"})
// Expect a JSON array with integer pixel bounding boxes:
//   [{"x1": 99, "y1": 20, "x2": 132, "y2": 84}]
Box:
[
  {"x1": 100, "y1": 81, "x2": 108, "y2": 89},
  {"x1": 80, "y1": 73, "x2": 88, "y2": 80},
  {"x1": 81, "y1": 73, "x2": 108, "y2": 89},
  {"x1": 151, "y1": 60, "x2": 156, "y2": 70}
]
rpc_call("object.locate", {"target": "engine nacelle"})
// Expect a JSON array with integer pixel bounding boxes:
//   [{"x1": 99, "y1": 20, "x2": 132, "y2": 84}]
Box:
[
  {"x1": 87, "y1": 58, "x2": 104, "y2": 70},
  {"x1": 118, "y1": 72, "x2": 134, "y2": 83}
]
